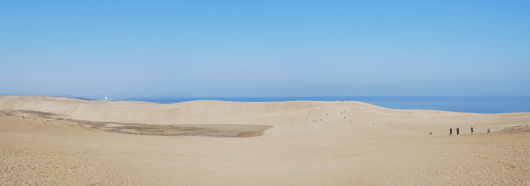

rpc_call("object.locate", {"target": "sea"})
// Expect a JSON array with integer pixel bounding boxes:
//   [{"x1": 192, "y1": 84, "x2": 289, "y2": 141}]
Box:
[{"x1": 119, "y1": 97, "x2": 530, "y2": 114}]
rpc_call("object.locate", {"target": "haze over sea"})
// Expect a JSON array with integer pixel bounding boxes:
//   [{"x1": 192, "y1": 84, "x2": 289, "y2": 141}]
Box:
[{"x1": 121, "y1": 97, "x2": 530, "y2": 114}]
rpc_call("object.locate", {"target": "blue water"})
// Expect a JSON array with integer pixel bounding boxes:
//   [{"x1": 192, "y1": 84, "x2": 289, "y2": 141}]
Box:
[{"x1": 120, "y1": 97, "x2": 530, "y2": 114}]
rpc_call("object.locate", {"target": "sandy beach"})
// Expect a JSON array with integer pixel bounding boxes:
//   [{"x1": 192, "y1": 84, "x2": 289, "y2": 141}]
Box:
[{"x1": 1, "y1": 95, "x2": 529, "y2": 185}]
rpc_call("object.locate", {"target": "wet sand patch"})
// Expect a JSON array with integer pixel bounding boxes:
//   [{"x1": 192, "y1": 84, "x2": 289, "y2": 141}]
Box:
[
  {"x1": 77, "y1": 121, "x2": 272, "y2": 137},
  {"x1": 1, "y1": 110, "x2": 273, "y2": 137}
]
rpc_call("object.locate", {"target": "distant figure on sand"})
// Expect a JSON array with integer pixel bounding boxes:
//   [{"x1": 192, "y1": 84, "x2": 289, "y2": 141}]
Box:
[
  {"x1": 488, "y1": 128, "x2": 490, "y2": 133},
  {"x1": 456, "y1": 128, "x2": 460, "y2": 135},
  {"x1": 450, "y1": 127, "x2": 452, "y2": 135},
  {"x1": 471, "y1": 127, "x2": 474, "y2": 134}
]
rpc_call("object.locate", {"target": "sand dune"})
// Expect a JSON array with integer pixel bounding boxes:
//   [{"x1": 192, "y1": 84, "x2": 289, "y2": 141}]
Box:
[
  {"x1": 1, "y1": 95, "x2": 529, "y2": 185},
  {"x1": 1, "y1": 95, "x2": 528, "y2": 138}
]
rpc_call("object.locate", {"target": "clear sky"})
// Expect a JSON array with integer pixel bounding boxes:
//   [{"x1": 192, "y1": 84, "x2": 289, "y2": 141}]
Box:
[{"x1": 1, "y1": 0, "x2": 529, "y2": 98}]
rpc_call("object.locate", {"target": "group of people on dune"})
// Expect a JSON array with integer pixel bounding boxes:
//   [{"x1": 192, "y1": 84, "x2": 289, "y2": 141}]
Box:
[{"x1": 449, "y1": 127, "x2": 490, "y2": 135}]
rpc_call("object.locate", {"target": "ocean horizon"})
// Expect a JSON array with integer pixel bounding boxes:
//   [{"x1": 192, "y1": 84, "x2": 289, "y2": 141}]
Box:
[{"x1": 115, "y1": 97, "x2": 530, "y2": 114}]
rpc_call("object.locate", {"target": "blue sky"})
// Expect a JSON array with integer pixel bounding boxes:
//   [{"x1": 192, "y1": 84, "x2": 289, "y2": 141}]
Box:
[{"x1": 1, "y1": 0, "x2": 529, "y2": 98}]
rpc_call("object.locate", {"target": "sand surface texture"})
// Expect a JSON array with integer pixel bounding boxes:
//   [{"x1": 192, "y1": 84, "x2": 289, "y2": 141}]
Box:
[{"x1": 1, "y1": 96, "x2": 529, "y2": 185}]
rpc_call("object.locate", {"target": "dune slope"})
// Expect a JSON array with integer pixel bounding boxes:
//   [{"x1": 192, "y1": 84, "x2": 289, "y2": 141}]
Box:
[
  {"x1": 1, "y1": 96, "x2": 530, "y2": 185},
  {"x1": 1, "y1": 114, "x2": 529, "y2": 185}
]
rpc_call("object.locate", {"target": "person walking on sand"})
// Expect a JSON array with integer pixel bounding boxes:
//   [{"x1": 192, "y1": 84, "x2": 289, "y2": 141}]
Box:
[
  {"x1": 471, "y1": 127, "x2": 474, "y2": 134},
  {"x1": 456, "y1": 127, "x2": 460, "y2": 135},
  {"x1": 450, "y1": 127, "x2": 453, "y2": 135},
  {"x1": 488, "y1": 128, "x2": 490, "y2": 133}
]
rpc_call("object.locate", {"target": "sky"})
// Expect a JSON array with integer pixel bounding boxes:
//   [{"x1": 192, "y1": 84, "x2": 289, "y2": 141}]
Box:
[{"x1": 1, "y1": 0, "x2": 529, "y2": 98}]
